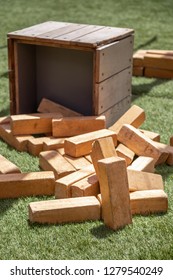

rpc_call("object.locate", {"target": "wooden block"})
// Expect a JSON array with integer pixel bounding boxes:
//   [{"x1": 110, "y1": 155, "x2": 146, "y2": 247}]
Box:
[
  {"x1": 97, "y1": 156, "x2": 132, "y2": 230},
  {"x1": 10, "y1": 113, "x2": 62, "y2": 135},
  {"x1": 39, "y1": 150, "x2": 76, "y2": 179},
  {"x1": 117, "y1": 124, "x2": 168, "y2": 165},
  {"x1": 52, "y1": 115, "x2": 106, "y2": 137},
  {"x1": 0, "y1": 116, "x2": 10, "y2": 124},
  {"x1": 127, "y1": 169, "x2": 164, "y2": 191},
  {"x1": 133, "y1": 66, "x2": 144, "y2": 76},
  {"x1": 0, "y1": 171, "x2": 55, "y2": 198},
  {"x1": 0, "y1": 154, "x2": 21, "y2": 174},
  {"x1": 140, "y1": 129, "x2": 160, "y2": 142},
  {"x1": 27, "y1": 137, "x2": 51, "y2": 156},
  {"x1": 130, "y1": 190, "x2": 168, "y2": 215},
  {"x1": 109, "y1": 104, "x2": 145, "y2": 134},
  {"x1": 116, "y1": 143, "x2": 135, "y2": 166},
  {"x1": 133, "y1": 50, "x2": 147, "y2": 67},
  {"x1": 71, "y1": 174, "x2": 99, "y2": 197},
  {"x1": 0, "y1": 123, "x2": 33, "y2": 151},
  {"x1": 55, "y1": 164, "x2": 95, "y2": 198},
  {"x1": 145, "y1": 67, "x2": 173, "y2": 79},
  {"x1": 154, "y1": 142, "x2": 173, "y2": 166},
  {"x1": 127, "y1": 156, "x2": 155, "y2": 173},
  {"x1": 64, "y1": 129, "x2": 117, "y2": 158},
  {"x1": 144, "y1": 53, "x2": 173, "y2": 70},
  {"x1": 29, "y1": 196, "x2": 101, "y2": 224},
  {"x1": 37, "y1": 98, "x2": 82, "y2": 117},
  {"x1": 43, "y1": 137, "x2": 65, "y2": 151},
  {"x1": 147, "y1": 50, "x2": 173, "y2": 56}
]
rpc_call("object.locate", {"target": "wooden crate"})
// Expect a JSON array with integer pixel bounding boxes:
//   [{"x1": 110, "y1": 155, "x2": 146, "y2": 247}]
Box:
[{"x1": 7, "y1": 21, "x2": 134, "y2": 127}]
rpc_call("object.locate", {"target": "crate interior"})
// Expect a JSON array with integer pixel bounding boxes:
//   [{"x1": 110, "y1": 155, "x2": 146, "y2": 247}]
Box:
[{"x1": 16, "y1": 43, "x2": 94, "y2": 115}]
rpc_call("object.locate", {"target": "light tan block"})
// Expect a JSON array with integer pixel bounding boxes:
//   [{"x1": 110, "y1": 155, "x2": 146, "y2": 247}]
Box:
[
  {"x1": 145, "y1": 68, "x2": 173, "y2": 79},
  {"x1": 0, "y1": 171, "x2": 55, "y2": 198},
  {"x1": 39, "y1": 150, "x2": 76, "y2": 179},
  {"x1": 130, "y1": 190, "x2": 168, "y2": 215},
  {"x1": 117, "y1": 124, "x2": 168, "y2": 165},
  {"x1": 71, "y1": 174, "x2": 99, "y2": 197},
  {"x1": 97, "y1": 156, "x2": 132, "y2": 230},
  {"x1": 140, "y1": 129, "x2": 160, "y2": 142},
  {"x1": 52, "y1": 115, "x2": 106, "y2": 137},
  {"x1": 55, "y1": 164, "x2": 95, "y2": 198},
  {"x1": 144, "y1": 53, "x2": 173, "y2": 70},
  {"x1": 154, "y1": 142, "x2": 173, "y2": 166},
  {"x1": 109, "y1": 104, "x2": 145, "y2": 134},
  {"x1": 64, "y1": 129, "x2": 117, "y2": 158},
  {"x1": 37, "y1": 98, "x2": 81, "y2": 117},
  {"x1": 29, "y1": 196, "x2": 100, "y2": 224},
  {"x1": 0, "y1": 154, "x2": 21, "y2": 174},
  {"x1": 116, "y1": 143, "x2": 135, "y2": 166},
  {"x1": 10, "y1": 113, "x2": 62, "y2": 135},
  {"x1": 43, "y1": 137, "x2": 65, "y2": 151},
  {"x1": 127, "y1": 169, "x2": 164, "y2": 191},
  {"x1": 127, "y1": 156, "x2": 155, "y2": 173},
  {"x1": 133, "y1": 50, "x2": 147, "y2": 67},
  {"x1": 27, "y1": 137, "x2": 51, "y2": 156}
]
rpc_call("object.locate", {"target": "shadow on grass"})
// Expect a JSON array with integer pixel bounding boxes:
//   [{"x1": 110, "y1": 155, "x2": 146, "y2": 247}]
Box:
[
  {"x1": 134, "y1": 35, "x2": 158, "y2": 52},
  {"x1": 0, "y1": 71, "x2": 9, "y2": 78},
  {"x1": 0, "y1": 198, "x2": 18, "y2": 215},
  {"x1": 90, "y1": 223, "x2": 123, "y2": 239}
]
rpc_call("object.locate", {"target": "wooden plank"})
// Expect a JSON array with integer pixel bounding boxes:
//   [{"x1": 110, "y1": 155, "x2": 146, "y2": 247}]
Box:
[
  {"x1": 116, "y1": 143, "x2": 135, "y2": 166},
  {"x1": 64, "y1": 129, "x2": 117, "y2": 158},
  {"x1": 29, "y1": 196, "x2": 101, "y2": 224},
  {"x1": 27, "y1": 137, "x2": 51, "y2": 156},
  {"x1": 55, "y1": 164, "x2": 95, "y2": 198},
  {"x1": 95, "y1": 67, "x2": 132, "y2": 114},
  {"x1": 145, "y1": 67, "x2": 173, "y2": 79},
  {"x1": 96, "y1": 35, "x2": 133, "y2": 82},
  {"x1": 140, "y1": 129, "x2": 160, "y2": 142},
  {"x1": 43, "y1": 137, "x2": 65, "y2": 151},
  {"x1": 0, "y1": 154, "x2": 21, "y2": 174},
  {"x1": 52, "y1": 116, "x2": 106, "y2": 137},
  {"x1": 10, "y1": 113, "x2": 62, "y2": 135},
  {"x1": 71, "y1": 174, "x2": 99, "y2": 197},
  {"x1": 144, "y1": 53, "x2": 173, "y2": 70},
  {"x1": 97, "y1": 156, "x2": 132, "y2": 230},
  {"x1": 117, "y1": 124, "x2": 168, "y2": 165},
  {"x1": 37, "y1": 98, "x2": 81, "y2": 116},
  {"x1": 0, "y1": 171, "x2": 55, "y2": 198},
  {"x1": 133, "y1": 50, "x2": 147, "y2": 67},
  {"x1": 39, "y1": 150, "x2": 76, "y2": 179},
  {"x1": 127, "y1": 156, "x2": 155, "y2": 173},
  {"x1": 109, "y1": 104, "x2": 145, "y2": 134},
  {"x1": 154, "y1": 142, "x2": 173, "y2": 166},
  {"x1": 133, "y1": 66, "x2": 144, "y2": 76},
  {"x1": 147, "y1": 50, "x2": 173, "y2": 56}
]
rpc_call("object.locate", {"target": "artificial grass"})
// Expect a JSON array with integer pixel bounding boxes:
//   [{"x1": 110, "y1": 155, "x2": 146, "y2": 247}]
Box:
[{"x1": 0, "y1": 0, "x2": 173, "y2": 260}]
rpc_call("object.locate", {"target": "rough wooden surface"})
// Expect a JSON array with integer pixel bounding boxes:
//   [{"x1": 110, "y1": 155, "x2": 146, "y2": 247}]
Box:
[
  {"x1": 0, "y1": 154, "x2": 21, "y2": 174},
  {"x1": 127, "y1": 156, "x2": 155, "y2": 173},
  {"x1": 71, "y1": 174, "x2": 99, "y2": 197},
  {"x1": 116, "y1": 143, "x2": 135, "y2": 166}
]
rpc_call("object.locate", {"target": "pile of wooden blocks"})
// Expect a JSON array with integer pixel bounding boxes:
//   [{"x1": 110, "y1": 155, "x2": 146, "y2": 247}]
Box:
[
  {"x1": 133, "y1": 49, "x2": 173, "y2": 79},
  {"x1": 0, "y1": 99, "x2": 172, "y2": 230}
]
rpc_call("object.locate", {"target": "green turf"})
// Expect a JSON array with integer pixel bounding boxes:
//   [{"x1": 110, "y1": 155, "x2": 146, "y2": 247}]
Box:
[{"x1": 0, "y1": 0, "x2": 173, "y2": 260}]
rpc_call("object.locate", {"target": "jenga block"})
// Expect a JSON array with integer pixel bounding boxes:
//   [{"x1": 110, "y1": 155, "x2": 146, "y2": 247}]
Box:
[
  {"x1": 64, "y1": 129, "x2": 117, "y2": 158},
  {"x1": 127, "y1": 169, "x2": 164, "y2": 191},
  {"x1": 27, "y1": 137, "x2": 51, "y2": 156},
  {"x1": 0, "y1": 154, "x2": 21, "y2": 174},
  {"x1": 127, "y1": 156, "x2": 155, "y2": 173},
  {"x1": 147, "y1": 50, "x2": 173, "y2": 56},
  {"x1": 71, "y1": 174, "x2": 99, "y2": 197},
  {"x1": 133, "y1": 66, "x2": 144, "y2": 77},
  {"x1": 130, "y1": 190, "x2": 168, "y2": 215},
  {"x1": 10, "y1": 113, "x2": 62, "y2": 135},
  {"x1": 97, "y1": 156, "x2": 132, "y2": 230},
  {"x1": 145, "y1": 67, "x2": 173, "y2": 79},
  {"x1": 140, "y1": 129, "x2": 160, "y2": 142},
  {"x1": 117, "y1": 124, "x2": 168, "y2": 165},
  {"x1": 0, "y1": 123, "x2": 33, "y2": 151},
  {"x1": 0, "y1": 171, "x2": 55, "y2": 198},
  {"x1": 57, "y1": 148, "x2": 91, "y2": 170},
  {"x1": 133, "y1": 50, "x2": 147, "y2": 67},
  {"x1": 116, "y1": 143, "x2": 135, "y2": 166},
  {"x1": 144, "y1": 53, "x2": 173, "y2": 70},
  {"x1": 55, "y1": 164, "x2": 95, "y2": 198},
  {"x1": 29, "y1": 196, "x2": 100, "y2": 224},
  {"x1": 154, "y1": 142, "x2": 173, "y2": 166},
  {"x1": 39, "y1": 150, "x2": 76, "y2": 179},
  {"x1": 170, "y1": 136, "x2": 173, "y2": 146},
  {"x1": 109, "y1": 105, "x2": 145, "y2": 134},
  {"x1": 43, "y1": 137, "x2": 65, "y2": 151},
  {"x1": 52, "y1": 115, "x2": 106, "y2": 137},
  {"x1": 37, "y1": 98, "x2": 81, "y2": 117}
]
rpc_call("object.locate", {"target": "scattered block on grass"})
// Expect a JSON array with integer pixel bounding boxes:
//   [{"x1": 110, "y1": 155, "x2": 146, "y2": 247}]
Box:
[
  {"x1": 10, "y1": 113, "x2": 62, "y2": 135},
  {"x1": 57, "y1": 148, "x2": 91, "y2": 170},
  {"x1": 43, "y1": 137, "x2": 65, "y2": 151},
  {"x1": 117, "y1": 124, "x2": 168, "y2": 165},
  {"x1": 52, "y1": 115, "x2": 106, "y2": 137},
  {"x1": 71, "y1": 174, "x2": 99, "y2": 197},
  {"x1": 127, "y1": 169, "x2": 164, "y2": 191},
  {"x1": 27, "y1": 137, "x2": 52, "y2": 156},
  {"x1": 0, "y1": 116, "x2": 10, "y2": 124},
  {"x1": 127, "y1": 156, "x2": 155, "y2": 173},
  {"x1": 130, "y1": 189, "x2": 168, "y2": 215},
  {"x1": 0, "y1": 171, "x2": 55, "y2": 198},
  {"x1": 154, "y1": 142, "x2": 173, "y2": 166},
  {"x1": 39, "y1": 150, "x2": 76, "y2": 179},
  {"x1": 116, "y1": 143, "x2": 135, "y2": 166},
  {"x1": 0, "y1": 154, "x2": 21, "y2": 174},
  {"x1": 55, "y1": 164, "x2": 95, "y2": 199},
  {"x1": 97, "y1": 156, "x2": 132, "y2": 230},
  {"x1": 29, "y1": 196, "x2": 100, "y2": 224},
  {"x1": 64, "y1": 129, "x2": 117, "y2": 158},
  {"x1": 37, "y1": 98, "x2": 82, "y2": 117},
  {"x1": 144, "y1": 53, "x2": 173, "y2": 70},
  {"x1": 109, "y1": 104, "x2": 145, "y2": 134},
  {"x1": 147, "y1": 50, "x2": 173, "y2": 56},
  {"x1": 0, "y1": 123, "x2": 33, "y2": 151},
  {"x1": 133, "y1": 66, "x2": 144, "y2": 77},
  {"x1": 140, "y1": 129, "x2": 160, "y2": 142}
]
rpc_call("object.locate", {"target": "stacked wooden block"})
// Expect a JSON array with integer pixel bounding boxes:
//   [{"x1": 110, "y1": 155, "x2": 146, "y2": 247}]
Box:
[
  {"x1": 133, "y1": 50, "x2": 173, "y2": 78},
  {"x1": 0, "y1": 100, "x2": 171, "y2": 230}
]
